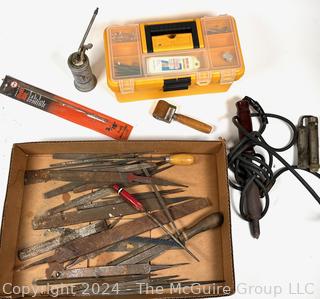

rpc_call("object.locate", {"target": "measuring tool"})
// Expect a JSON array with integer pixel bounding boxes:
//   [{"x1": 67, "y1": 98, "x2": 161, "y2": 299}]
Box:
[{"x1": 0, "y1": 75, "x2": 132, "y2": 140}]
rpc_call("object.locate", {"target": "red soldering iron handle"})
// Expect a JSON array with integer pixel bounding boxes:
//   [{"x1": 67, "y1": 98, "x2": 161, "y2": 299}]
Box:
[
  {"x1": 235, "y1": 98, "x2": 262, "y2": 239},
  {"x1": 113, "y1": 184, "x2": 144, "y2": 211},
  {"x1": 236, "y1": 99, "x2": 253, "y2": 140}
]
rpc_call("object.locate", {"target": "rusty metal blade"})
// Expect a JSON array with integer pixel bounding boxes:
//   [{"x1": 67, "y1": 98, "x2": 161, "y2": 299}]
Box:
[
  {"x1": 51, "y1": 152, "x2": 150, "y2": 165},
  {"x1": 147, "y1": 163, "x2": 173, "y2": 176},
  {"x1": 72, "y1": 182, "x2": 147, "y2": 193},
  {"x1": 108, "y1": 236, "x2": 178, "y2": 250},
  {"x1": 142, "y1": 166, "x2": 183, "y2": 240},
  {"x1": 125, "y1": 173, "x2": 186, "y2": 187},
  {"x1": 33, "y1": 196, "x2": 192, "y2": 229},
  {"x1": 55, "y1": 199, "x2": 208, "y2": 263},
  {"x1": 72, "y1": 181, "x2": 163, "y2": 193},
  {"x1": 45, "y1": 188, "x2": 114, "y2": 215},
  {"x1": 25, "y1": 170, "x2": 185, "y2": 187},
  {"x1": 62, "y1": 236, "x2": 176, "y2": 269},
  {"x1": 73, "y1": 183, "x2": 110, "y2": 193},
  {"x1": 18, "y1": 221, "x2": 109, "y2": 261},
  {"x1": 52, "y1": 162, "x2": 157, "y2": 173},
  {"x1": 51, "y1": 153, "x2": 127, "y2": 161},
  {"x1": 113, "y1": 280, "x2": 226, "y2": 295},
  {"x1": 72, "y1": 279, "x2": 222, "y2": 296},
  {"x1": 108, "y1": 244, "x2": 169, "y2": 266},
  {"x1": 15, "y1": 256, "x2": 53, "y2": 271},
  {"x1": 32, "y1": 198, "x2": 208, "y2": 266},
  {"x1": 39, "y1": 273, "x2": 188, "y2": 296},
  {"x1": 50, "y1": 153, "x2": 172, "y2": 169},
  {"x1": 108, "y1": 212, "x2": 223, "y2": 265},
  {"x1": 35, "y1": 274, "x2": 151, "y2": 286},
  {"x1": 50, "y1": 263, "x2": 185, "y2": 279},
  {"x1": 44, "y1": 182, "x2": 83, "y2": 199},
  {"x1": 66, "y1": 236, "x2": 177, "y2": 267},
  {"x1": 78, "y1": 188, "x2": 185, "y2": 209},
  {"x1": 79, "y1": 196, "x2": 194, "y2": 210}
]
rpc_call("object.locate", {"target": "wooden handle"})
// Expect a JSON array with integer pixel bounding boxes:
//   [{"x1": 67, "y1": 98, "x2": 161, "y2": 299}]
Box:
[
  {"x1": 174, "y1": 114, "x2": 213, "y2": 134},
  {"x1": 168, "y1": 154, "x2": 194, "y2": 165},
  {"x1": 184, "y1": 212, "x2": 224, "y2": 240}
]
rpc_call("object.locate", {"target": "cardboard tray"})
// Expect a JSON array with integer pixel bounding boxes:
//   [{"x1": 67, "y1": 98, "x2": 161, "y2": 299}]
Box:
[{"x1": 0, "y1": 140, "x2": 234, "y2": 298}]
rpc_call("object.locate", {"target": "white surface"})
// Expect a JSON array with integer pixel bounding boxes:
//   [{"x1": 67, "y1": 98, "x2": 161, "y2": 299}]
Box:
[{"x1": 0, "y1": 0, "x2": 320, "y2": 298}]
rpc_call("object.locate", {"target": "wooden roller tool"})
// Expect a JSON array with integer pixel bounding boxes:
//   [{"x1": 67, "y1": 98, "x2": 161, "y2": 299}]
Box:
[{"x1": 152, "y1": 100, "x2": 213, "y2": 134}]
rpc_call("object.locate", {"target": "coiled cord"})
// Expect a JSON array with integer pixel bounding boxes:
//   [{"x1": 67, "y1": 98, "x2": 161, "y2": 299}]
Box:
[{"x1": 228, "y1": 97, "x2": 320, "y2": 223}]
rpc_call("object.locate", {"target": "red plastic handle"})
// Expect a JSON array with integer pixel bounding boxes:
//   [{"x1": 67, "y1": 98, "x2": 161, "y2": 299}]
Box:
[
  {"x1": 236, "y1": 99, "x2": 254, "y2": 153},
  {"x1": 113, "y1": 184, "x2": 144, "y2": 211},
  {"x1": 236, "y1": 99, "x2": 253, "y2": 138}
]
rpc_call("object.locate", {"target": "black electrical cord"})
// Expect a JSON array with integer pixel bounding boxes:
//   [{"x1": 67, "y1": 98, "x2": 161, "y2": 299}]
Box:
[{"x1": 228, "y1": 97, "x2": 320, "y2": 223}]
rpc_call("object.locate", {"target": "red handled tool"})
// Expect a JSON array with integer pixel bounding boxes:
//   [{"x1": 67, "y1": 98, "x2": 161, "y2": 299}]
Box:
[
  {"x1": 236, "y1": 99, "x2": 263, "y2": 239},
  {"x1": 113, "y1": 184, "x2": 199, "y2": 262}
]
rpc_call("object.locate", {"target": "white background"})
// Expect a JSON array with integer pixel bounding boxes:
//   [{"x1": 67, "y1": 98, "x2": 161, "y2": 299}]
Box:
[{"x1": 0, "y1": 0, "x2": 320, "y2": 298}]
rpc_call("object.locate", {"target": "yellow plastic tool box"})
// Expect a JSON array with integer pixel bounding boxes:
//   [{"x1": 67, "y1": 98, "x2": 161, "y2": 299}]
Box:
[{"x1": 104, "y1": 15, "x2": 245, "y2": 102}]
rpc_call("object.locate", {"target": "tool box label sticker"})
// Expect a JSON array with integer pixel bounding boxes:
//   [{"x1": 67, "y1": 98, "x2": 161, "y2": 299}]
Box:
[{"x1": 146, "y1": 56, "x2": 200, "y2": 74}]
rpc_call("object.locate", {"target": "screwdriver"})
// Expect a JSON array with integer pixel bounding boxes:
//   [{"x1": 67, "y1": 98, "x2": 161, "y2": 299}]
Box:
[
  {"x1": 140, "y1": 154, "x2": 194, "y2": 165},
  {"x1": 50, "y1": 153, "x2": 195, "y2": 168},
  {"x1": 113, "y1": 184, "x2": 199, "y2": 262}
]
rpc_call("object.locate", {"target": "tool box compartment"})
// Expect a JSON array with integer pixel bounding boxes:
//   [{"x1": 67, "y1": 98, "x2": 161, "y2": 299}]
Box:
[
  {"x1": 104, "y1": 15, "x2": 245, "y2": 102},
  {"x1": 0, "y1": 140, "x2": 234, "y2": 298}
]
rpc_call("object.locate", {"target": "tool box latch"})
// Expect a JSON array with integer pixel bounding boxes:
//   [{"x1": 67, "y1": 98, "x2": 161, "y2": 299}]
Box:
[
  {"x1": 196, "y1": 71, "x2": 211, "y2": 86},
  {"x1": 143, "y1": 21, "x2": 201, "y2": 53},
  {"x1": 220, "y1": 69, "x2": 237, "y2": 84},
  {"x1": 119, "y1": 79, "x2": 135, "y2": 94},
  {"x1": 163, "y1": 77, "x2": 191, "y2": 92}
]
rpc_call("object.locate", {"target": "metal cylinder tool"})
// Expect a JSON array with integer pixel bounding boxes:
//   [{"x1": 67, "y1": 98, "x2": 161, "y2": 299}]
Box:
[
  {"x1": 308, "y1": 116, "x2": 319, "y2": 172},
  {"x1": 298, "y1": 116, "x2": 319, "y2": 172},
  {"x1": 67, "y1": 8, "x2": 98, "y2": 92},
  {"x1": 68, "y1": 53, "x2": 96, "y2": 92}
]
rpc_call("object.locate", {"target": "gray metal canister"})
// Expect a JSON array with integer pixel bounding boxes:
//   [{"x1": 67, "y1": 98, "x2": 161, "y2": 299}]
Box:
[
  {"x1": 68, "y1": 52, "x2": 97, "y2": 92},
  {"x1": 297, "y1": 124, "x2": 309, "y2": 169},
  {"x1": 308, "y1": 116, "x2": 319, "y2": 172}
]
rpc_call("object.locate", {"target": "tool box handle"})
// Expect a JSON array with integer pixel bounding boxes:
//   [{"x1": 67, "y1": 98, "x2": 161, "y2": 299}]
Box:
[{"x1": 144, "y1": 21, "x2": 200, "y2": 53}]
